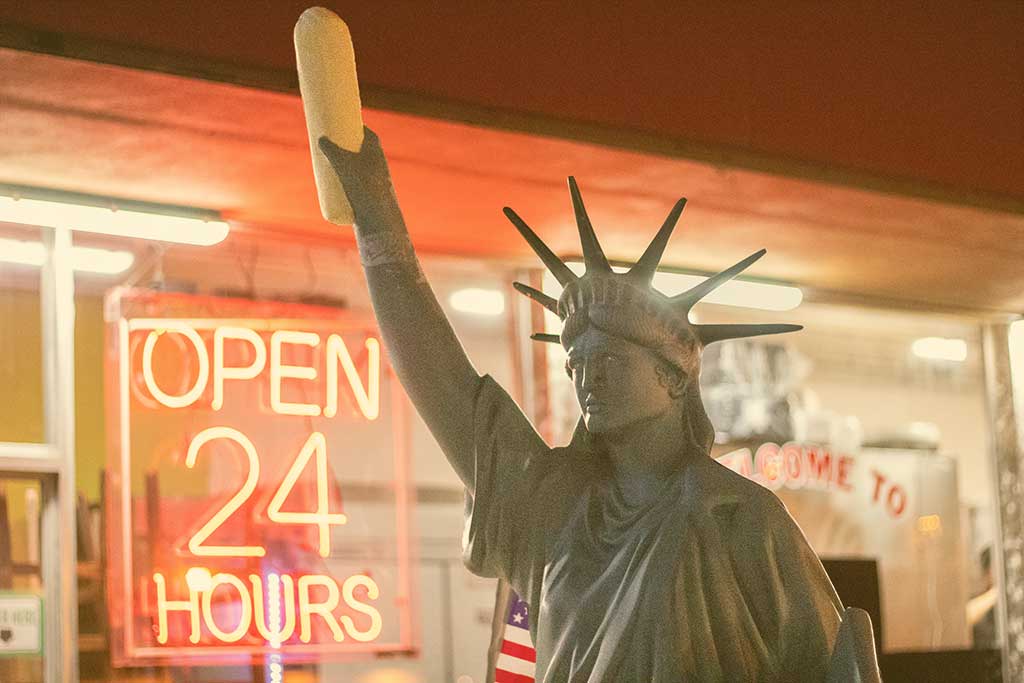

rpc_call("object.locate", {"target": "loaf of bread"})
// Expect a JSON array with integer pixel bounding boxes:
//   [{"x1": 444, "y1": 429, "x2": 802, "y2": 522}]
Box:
[{"x1": 295, "y1": 6, "x2": 364, "y2": 225}]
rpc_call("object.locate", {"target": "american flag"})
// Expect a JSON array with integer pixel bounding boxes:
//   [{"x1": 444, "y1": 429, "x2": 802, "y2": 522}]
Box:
[{"x1": 493, "y1": 591, "x2": 536, "y2": 683}]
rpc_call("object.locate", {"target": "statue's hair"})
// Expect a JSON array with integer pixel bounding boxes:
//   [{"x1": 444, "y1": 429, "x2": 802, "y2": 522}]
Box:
[
  {"x1": 506, "y1": 177, "x2": 802, "y2": 454},
  {"x1": 562, "y1": 302, "x2": 714, "y2": 454}
]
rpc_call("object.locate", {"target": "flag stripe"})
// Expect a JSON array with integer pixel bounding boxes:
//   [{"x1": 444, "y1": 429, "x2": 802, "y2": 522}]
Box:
[
  {"x1": 495, "y1": 669, "x2": 535, "y2": 683},
  {"x1": 496, "y1": 652, "x2": 536, "y2": 676},
  {"x1": 493, "y1": 589, "x2": 536, "y2": 683},
  {"x1": 503, "y1": 624, "x2": 533, "y2": 647},
  {"x1": 500, "y1": 638, "x2": 537, "y2": 662}
]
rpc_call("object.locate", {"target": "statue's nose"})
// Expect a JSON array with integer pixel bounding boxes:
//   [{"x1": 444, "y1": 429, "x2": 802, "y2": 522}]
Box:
[{"x1": 580, "y1": 358, "x2": 605, "y2": 389}]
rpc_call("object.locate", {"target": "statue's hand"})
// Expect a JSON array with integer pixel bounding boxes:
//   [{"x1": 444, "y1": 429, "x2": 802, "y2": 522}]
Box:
[{"x1": 318, "y1": 127, "x2": 401, "y2": 231}]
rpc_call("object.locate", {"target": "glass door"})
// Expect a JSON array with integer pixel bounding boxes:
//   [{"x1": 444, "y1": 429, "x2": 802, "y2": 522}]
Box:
[{"x1": 0, "y1": 227, "x2": 79, "y2": 683}]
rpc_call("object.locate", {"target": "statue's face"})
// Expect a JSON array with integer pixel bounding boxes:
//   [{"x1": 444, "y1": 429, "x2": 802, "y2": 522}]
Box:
[{"x1": 566, "y1": 326, "x2": 678, "y2": 436}]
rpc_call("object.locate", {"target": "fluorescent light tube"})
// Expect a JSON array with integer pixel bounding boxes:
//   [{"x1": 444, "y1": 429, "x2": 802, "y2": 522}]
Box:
[
  {"x1": 0, "y1": 237, "x2": 135, "y2": 275},
  {"x1": 449, "y1": 288, "x2": 506, "y2": 316},
  {"x1": 0, "y1": 195, "x2": 229, "y2": 246},
  {"x1": 911, "y1": 337, "x2": 967, "y2": 362}
]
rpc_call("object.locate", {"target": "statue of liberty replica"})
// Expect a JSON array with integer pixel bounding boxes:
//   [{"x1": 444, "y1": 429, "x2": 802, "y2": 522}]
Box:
[{"x1": 296, "y1": 9, "x2": 879, "y2": 680}]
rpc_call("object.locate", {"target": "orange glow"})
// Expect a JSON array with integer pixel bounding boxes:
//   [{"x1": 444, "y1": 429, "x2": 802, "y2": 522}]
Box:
[
  {"x1": 917, "y1": 514, "x2": 942, "y2": 536},
  {"x1": 108, "y1": 291, "x2": 412, "y2": 663},
  {"x1": 185, "y1": 566, "x2": 214, "y2": 592}
]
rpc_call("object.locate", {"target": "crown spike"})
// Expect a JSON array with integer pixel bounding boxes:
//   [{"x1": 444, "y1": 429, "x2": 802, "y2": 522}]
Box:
[
  {"x1": 628, "y1": 198, "x2": 686, "y2": 285},
  {"x1": 671, "y1": 249, "x2": 767, "y2": 310},
  {"x1": 567, "y1": 177, "x2": 612, "y2": 273},
  {"x1": 530, "y1": 332, "x2": 562, "y2": 344},
  {"x1": 696, "y1": 323, "x2": 802, "y2": 346},
  {"x1": 503, "y1": 207, "x2": 578, "y2": 286},
  {"x1": 513, "y1": 281, "x2": 560, "y2": 315}
]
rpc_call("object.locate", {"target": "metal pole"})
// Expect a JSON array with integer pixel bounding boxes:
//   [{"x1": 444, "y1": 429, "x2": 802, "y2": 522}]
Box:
[
  {"x1": 41, "y1": 226, "x2": 79, "y2": 683},
  {"x1": 981, "y1": 321, "x2": 1024, "y2": 682}
]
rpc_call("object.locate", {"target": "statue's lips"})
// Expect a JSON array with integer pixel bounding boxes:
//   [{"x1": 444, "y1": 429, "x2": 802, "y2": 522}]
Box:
[{"x1": 584, "y1": 398, "x2": 605, "y2": 413}]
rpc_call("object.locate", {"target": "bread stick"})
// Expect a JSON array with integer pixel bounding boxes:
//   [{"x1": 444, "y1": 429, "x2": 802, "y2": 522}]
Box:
[{"x1": 295, "y1": 6, "x2": 364, "y2": 225}]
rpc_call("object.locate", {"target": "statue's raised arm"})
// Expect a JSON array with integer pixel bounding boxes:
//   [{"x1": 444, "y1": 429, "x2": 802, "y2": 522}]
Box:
[{"x1": 319, "y1": 131, "x2": 482, "y2": 489}]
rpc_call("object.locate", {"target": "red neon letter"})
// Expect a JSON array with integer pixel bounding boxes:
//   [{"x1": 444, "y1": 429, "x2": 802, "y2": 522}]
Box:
[
  {"x1": 870, "y1": 469, "x2": 886, "y2": 502},
  {"x1": 805, "y1": 447, "x2": 833, "y2": 489},
  {"x1": 754, "y1": 443, "x2": 784, "y2": 490},
  {"x1": 886, "y1": 485, "x2": 907, "y2": 517},
  {"x1": 716, "y1": 448, "x2": 752, "y2": 478},
  {"x1": 836, "y1": 456, "x2": 853, "y2": 491},
  {"x1": 782, "y1": 442, "x2": 805, "y2": 489}
]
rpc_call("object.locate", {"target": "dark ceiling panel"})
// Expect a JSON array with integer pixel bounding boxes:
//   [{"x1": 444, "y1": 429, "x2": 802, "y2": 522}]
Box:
[{"x1": 1, "y1": 1, "x2": 1020, "y2": 208}]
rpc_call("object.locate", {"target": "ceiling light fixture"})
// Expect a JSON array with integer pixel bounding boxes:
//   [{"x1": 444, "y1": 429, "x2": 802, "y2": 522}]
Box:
[
  {"x1": 449, "y1": 288, "x2": 506, "y2": 316},
  {"x1": 0, "y1": 237, "x2": 135, "y2": 275},
  {"x1": 0, "y1": 194, "x2": 229, "y2": 246},
  {"x1": 911, "y1": 337, "x2": 968, "y2": 362}
]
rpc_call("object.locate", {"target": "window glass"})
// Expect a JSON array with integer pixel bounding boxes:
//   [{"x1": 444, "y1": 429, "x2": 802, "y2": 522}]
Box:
[{"x1": 0, "y1": 226, "x2": 45, "y2": 444}]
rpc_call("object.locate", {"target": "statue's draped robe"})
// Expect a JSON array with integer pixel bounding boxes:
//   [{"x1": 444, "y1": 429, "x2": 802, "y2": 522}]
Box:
[{"x1": 463, "y1": 377, "x2": 842, "y2": 682}]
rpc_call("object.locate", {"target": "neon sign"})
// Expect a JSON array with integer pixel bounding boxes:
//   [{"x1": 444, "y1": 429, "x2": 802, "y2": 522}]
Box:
[
  {"x1": 104, "y1": 289, "x2": 412, "y2": 665},
  {"x1": 716, "y1": 442, "x2": 909, "y2": 518}
]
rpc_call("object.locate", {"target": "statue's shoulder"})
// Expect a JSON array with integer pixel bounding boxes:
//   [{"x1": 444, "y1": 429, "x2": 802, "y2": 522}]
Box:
[
  {"x1": 527, "y1": 442, "x2": 596, "y2": 492},
  {"x1": 686, "y1": 456, "x2": 793, "y2": 528}
]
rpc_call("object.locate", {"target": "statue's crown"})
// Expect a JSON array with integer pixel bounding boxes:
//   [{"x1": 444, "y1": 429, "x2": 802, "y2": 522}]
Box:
[{"x1": 506, "y1": 177, "x2": 801, "y2": 348}]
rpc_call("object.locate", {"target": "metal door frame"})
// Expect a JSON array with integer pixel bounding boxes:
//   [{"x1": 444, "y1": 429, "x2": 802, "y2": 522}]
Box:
[{"x1": 0, "y1": 226, "x2": 79, "y2": 682}]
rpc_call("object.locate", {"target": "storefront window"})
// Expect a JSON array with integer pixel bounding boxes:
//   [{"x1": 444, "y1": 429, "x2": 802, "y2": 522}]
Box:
[{"x1": 0, "y1": 221, "x2": 1010, "y2": 680}]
